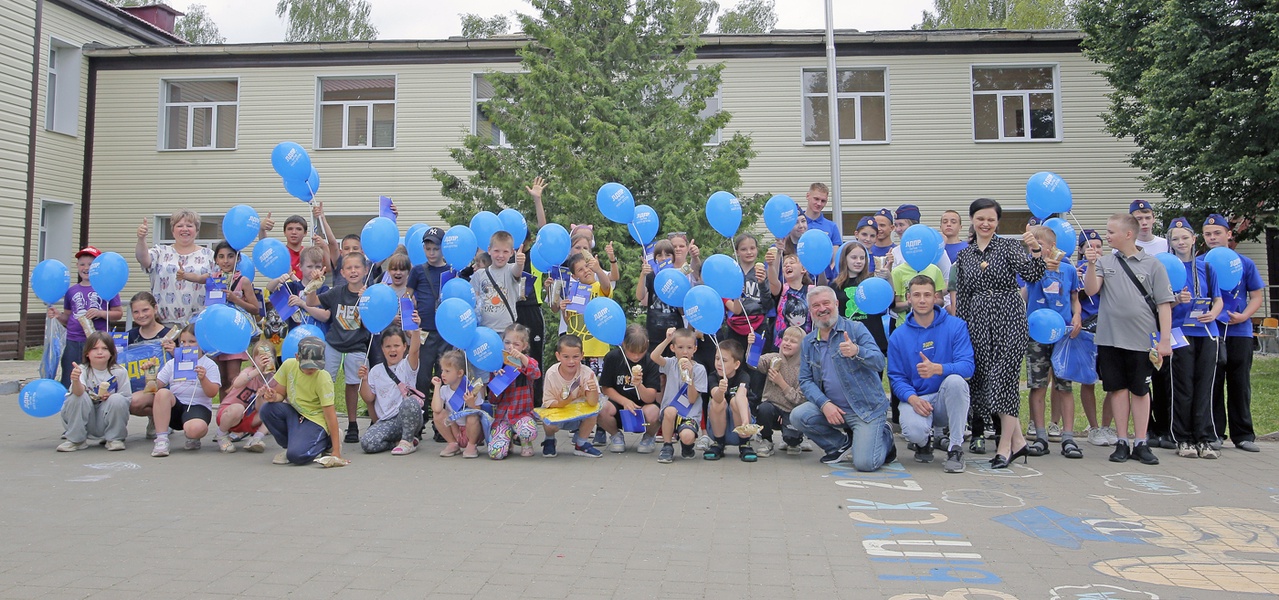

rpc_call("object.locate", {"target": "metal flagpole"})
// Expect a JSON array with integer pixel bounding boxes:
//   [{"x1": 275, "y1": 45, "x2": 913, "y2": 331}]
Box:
[{"x1": 825, "y1": 0, "x2": 843, "y2": 237}]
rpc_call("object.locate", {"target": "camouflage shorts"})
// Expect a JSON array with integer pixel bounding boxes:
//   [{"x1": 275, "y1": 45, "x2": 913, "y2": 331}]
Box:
[{"x1": 1027, "y1": 339, "x2": 1072, "y2": 391}]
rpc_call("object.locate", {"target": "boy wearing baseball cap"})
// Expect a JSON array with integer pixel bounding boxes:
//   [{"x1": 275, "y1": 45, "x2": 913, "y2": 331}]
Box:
[
  {"x1": 1129, "y1": 200, "x2": 1169, "y2": 255},
  {"x1": 258, "y1": 336, "x2": 346, "y2": 466},
  {"x1": 407, "y1": 227, "x2": 454, "y2": 405}
]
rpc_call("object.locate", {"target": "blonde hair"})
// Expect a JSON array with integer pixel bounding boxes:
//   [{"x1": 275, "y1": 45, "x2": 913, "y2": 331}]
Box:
[
  {"x1": 170, "y1": 209, "x2": 201, "y2": 231},
  {"x1": 440, "y1": 350, "x2": 466, "y2": 372},
  {"x1": 1031, "y1": 225, "x2": 1056, "y2": 248}
]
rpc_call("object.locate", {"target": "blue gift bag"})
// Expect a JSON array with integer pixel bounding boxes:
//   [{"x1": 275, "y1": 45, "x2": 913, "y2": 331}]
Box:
[{"x1": 1051, "y1": 331, "x2": 1097, "y2": 385}]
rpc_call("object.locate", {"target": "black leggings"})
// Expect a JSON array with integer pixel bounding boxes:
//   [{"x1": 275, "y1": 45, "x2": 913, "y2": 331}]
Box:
[{"x1": 757, "y1": 401, "x2": 800, "y2": 445}]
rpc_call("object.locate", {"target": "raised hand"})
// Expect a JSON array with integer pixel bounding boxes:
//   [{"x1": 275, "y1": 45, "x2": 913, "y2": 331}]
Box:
[
  {"x1": 357, "y1": 365, "x2": 369, "y2": 381},
  {"x1": 260, "y1": 212, "x2": 275, "y2": 233},
  {"x1": 137, "y1": 218, "x2": 150, "y2": 241},
  {"x1": 70, "y1": 362, "x2": 82, "y2": 384},
  {"x1": 1178, "y1": 288, "x2": 1192, "y2": 304},
  {"x1": 311, "y1": 200, "x2": 324, "y2": 219},
  {"x1": 838, "y1": 331, "x2": 858, "y2": 358},
  {"x1": 1021, "y1": 231, "x2": 1042, "y2": 252},
  {"x1": 1084, "y1": 244, "x2": 1101, "y2": 263},
  {"x1": 605, "y1": 242, "x2": 616, "y2": 262},
  {"x1": 764, "y1": 245, "x2": 778, "y2": 265},
  {"x1": 525, "y1": 176, "x2": 547, "y2": 198},
  {"x1": 754, "y1": 262, "x2": 766, "y2": 282}
]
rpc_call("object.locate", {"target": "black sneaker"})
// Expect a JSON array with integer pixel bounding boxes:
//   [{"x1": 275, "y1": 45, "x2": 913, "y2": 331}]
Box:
[
  {"x1": 680, "y1": 442, "x2": 695, "y2": 460},
  {"x1": 1132, "y1": 442, "x2": 1160, "y2": 465},
  {"x1": 432, "y1": 424, "x2": 446, "y2": 444},
  {"x1": 344, "y1": 424, "x2": 359, "y2": 444},
  {"x1": 934, "y1": 435, "x2": 948, "y2": 451},
  {"x1": 1109, "y1": 440, "x2": 1131, "y2": 463},
  {"x1": 542, "y1": 439, "x2": 557, "y2": 457},
  {"x1": 884, "y1": 442, "x2": 898, "y2": 465},
  {"x1": 657, "y1": 443, "x2": 674, "y2": 464},
  {"x1": 819, "y1": 435, "x2": 854, "y2": 465},
  {"x1": 915, "y1": 435, "x2": 935, "y2": 463}
]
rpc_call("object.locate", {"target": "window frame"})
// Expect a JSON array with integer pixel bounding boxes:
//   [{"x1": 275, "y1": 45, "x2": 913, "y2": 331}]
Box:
[
  {"x1": 158, "y1": 77, "x2": 240, "y2": 151},
  {"x1": 316, "y1": 74, "x2": 397, "y2": 150},
  {"x1": 472, "y1": 72, "x2": 511, "y2": 149},
  {"x1": 38, "y1": 199, "x2": 74, "y2": 265},
  {"x1": 45, "y1": 37, "x2": 80, "y2": 136},
  {"x1": 970, "y1": 63, "x2": 1063, "y2": 143},
  {"x1": 800, "y1": 66, "x2": 891, "y2": 146}
]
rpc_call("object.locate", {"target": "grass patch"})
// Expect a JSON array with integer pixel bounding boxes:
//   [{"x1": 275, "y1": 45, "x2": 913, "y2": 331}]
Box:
[{"x1": 25, "y1": 346, "x2": 43, "y2": 361}]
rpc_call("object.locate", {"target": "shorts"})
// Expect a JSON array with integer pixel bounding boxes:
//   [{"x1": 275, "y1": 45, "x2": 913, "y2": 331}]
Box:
[
  {"x1": 1097, "y1": 345, "x2": 1153, "y2": 396},
  {"x1": 676, "y1": 416, "x2": 699, "y2": 437},
  {"x1": 1026, "y1": 340, "x2": 1072, "y2": 391},
  {"x1": 168, "y1": 403, "x2": 213, "y2": 431},
  {"x1": 324, "y1": 346, "x2": 367, "y2": 383},
  {"x1": 216, "y1": 402, "x2": 260, "y2": 434}
]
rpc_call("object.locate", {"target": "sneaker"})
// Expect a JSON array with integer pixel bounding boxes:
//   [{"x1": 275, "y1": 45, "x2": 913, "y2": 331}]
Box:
[
  {"x1": 391, "y1": 440, "x2": 418, "y2": 455},
  {"x1": 885, "y1": 442, "x2": 898, "y2": 465},
  {"x1": 786, "y1": 444, "x2": 802, "y2": 456},
  {"x1": 934, "y1": 435, "x2": 948, "y2": 452},
  {"x1": 608, "y1": 433, "x2": 626, "y2": 453},
  {"x1": 146, "y1": 417, "x2": 157, "y2": 440},
  {"x1": 943, "y1": 446, "x2": 965, "y2": 473},
  {"x1": 1159, "y1": 436, "x2": 1177, "y2": 450},
  {"x1": 636, "y1": 436, "x2": 656, "y2": 454},
  {"x1": 914, "y1": 435, "x2": 935, "y2": 463},
  {"x1": 574, "y1": 441, "x2": 603, "y2": 458},
  {"x1": 776, "y1": 439, "x2": 788, "y2": 452},
  {"x1": 1197, "y1": 442, "x2": 1220, "y2": 459},
  {"x1": 1109, "y1": 440, "x2": 1130, "y2": 463},
  {"x1": 104, "y1": 440, "x2": 125, "y2": 452},
  {"x1": 694, "y1": 435, "x2": 712, "y2": 452},
  {"x1": 969, "y1": 437, "x2": 986, "y2": 455},
  {"x1": 1209, "y1": 437, "x2": 1223, "y2": 451},
  {"x1": 820, "y1": 436, "x2": 854, "y2": 465},
  {"x1": 657, "y1": 444, "x2": 674, "y2": 464},
  {"x1": 243, "y1": 438, "x2": 266, "y2": 453},
  {"x1": 592, "y1": 429, "x2": 607, "y2": 446},
  {"x1": 800, "y1": 440, "x2": 815, "y2": 452},
  {"x1": 755, "y1": 437, "x2": 774, "y2": 458},
  {"x1": 1103, "y1": 426, "x2": 1120, "y2": 446},
  {"x1": 151, "y1": 438, "x2": 170, "y2": 457},
  {"x1": 218, "y1": 437, "x2": 236, "y2": 454},
  {"x1": 1047, "y1": 422, "x2": 1062, "y2": 442},
  {"x1": 439, "y1": 443, "x2": 461, "y2": 457},
  {"x1": 1236, "y1": 440, "x2": 1260, "y2": 453},
  {"x1": 541, "y1": 439, "x2": 557, "y2": 458},
  {"x1": 56, "y1": 440, "x2": 89, "y2": 452},
  {"x1": 227, "y1": 431, "x2": 248, "y2": 443},
  {"x1": 680, "y1": 442, "x2": 696, "y2": 460},
  {"x1": 1177, "y1": 442, "x2": 1198, "y2": 458},
  {"x1": 344, "y1": 424, "x2": 359, "y2": 444},
  {"x1": 272, "y1": 450, "x2": 289, "y2": 465},
  {"x1": 184, "y1": 438, "x2": 201, "y2": 451},
  {"x1": 1132, "y1": 442, "x2": 1160, "y2": 465},
  {"x1": 1086, "y1": 427, "x2": 1109, "y2": 447}
]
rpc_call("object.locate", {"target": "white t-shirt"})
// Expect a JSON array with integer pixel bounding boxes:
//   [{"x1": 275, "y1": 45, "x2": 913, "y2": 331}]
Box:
[
  {"x1": 157, "y1": 354, "x2": 220, "y2": 409},
  {"x1": 659, "y1": 356, "x2": 706, "y2": 421},
  {"x1": 368, "y1": 359, "x2": 419, "y2": 420},
  {"x1": 1135, "y1": 235, "x2": 1169, "y2": 256},
  {"x1": 79, "y1": 365, "x2": 132, "y2": 400}
]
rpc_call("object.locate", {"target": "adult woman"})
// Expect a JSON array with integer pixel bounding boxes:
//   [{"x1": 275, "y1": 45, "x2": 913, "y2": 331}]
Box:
[
  {"x1": 136, "y1": 210, "x2": 215, "y2": 327},
  {"x1": 953, "y1": 198, "x2": 1046, "y2": 468}
]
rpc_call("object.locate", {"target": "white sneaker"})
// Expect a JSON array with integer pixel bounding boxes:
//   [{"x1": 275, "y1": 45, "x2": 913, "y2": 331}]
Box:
[
  {"x1": 754, "y1": 437, "x2": 774, "y2": 458},
  {"x1": 184, "y1": 438, "x2": 202, "y2": 451},
  {"x1": 242, "y1": 438, "x2": 266, "y2": 453},
  {"x1": 800, "y1": 440, "x2": 815, "y2": 452},
  {"x1": 104, "y1": 440, "x2": 126, "y2": 452},
  {"x1": 218, "y1": 437, "x2": 236, "y2": 453},
  {"x1": 608, "y1": 433, "x2": 626, "y2": 453},
  {"x1": 56, "y1": 440, "x2": 89, "y2": 452},
  {"x1": 636, "y1": 436, "x2": 656, "y2": 454},
  {"x1": 272, "y1": 450, "x2": 289, "y2": 464},
  {"x1": 1197, "y1": 442, "x2": 1220, "y2": 459},
  {"x1": 694, "y1": 435, "x2": 712, "y2": 452},
  {"x1": 1103, "y1": 426, "x2": 1120, "y2": 446},
  {"x1": 1085, "y1": 427, "x2": 1109, "y2": 447},
  {"x1": 1177, "y1": 442, "x2": 1198, "y2": 458},
  {"x1": 146, "y1": 417, "x2": 157, "y2": 440},
  {"x1": 151, "y1": 438, "x2": 170, "y2": 457},
  {"x1": 1047, "y1": 422, "x2": 1062, "y2": 442}
]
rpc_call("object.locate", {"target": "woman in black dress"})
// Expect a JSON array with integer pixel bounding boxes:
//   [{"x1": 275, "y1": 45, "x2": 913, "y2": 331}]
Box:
[{"x1": 953, "y1": 198, "x2": 1047, "y2": 468}]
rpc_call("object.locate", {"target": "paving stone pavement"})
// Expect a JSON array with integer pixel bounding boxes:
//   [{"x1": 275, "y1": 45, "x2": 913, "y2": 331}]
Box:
[{"x1": 2, "y1": 393, "x2": 1276, "y2": 600}]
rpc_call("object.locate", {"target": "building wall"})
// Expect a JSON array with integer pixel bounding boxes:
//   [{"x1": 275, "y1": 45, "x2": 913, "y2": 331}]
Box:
[{"x1": 0, "y1": 0, "x2": 39, "y2": 337}]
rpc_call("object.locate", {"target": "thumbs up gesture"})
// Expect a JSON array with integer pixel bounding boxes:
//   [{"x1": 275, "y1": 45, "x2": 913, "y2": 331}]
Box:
[
  {"x1": 70, "y1": 362, "x2": 83, "y2": 383},
  {"x1": 917, "y1": 351, "x2": 943, "y2": 378},
  {"x1": 260, "y1": 211, "x2": 275, "y2": 234},
  {"x1": 838, "y1": 331, "x2": 859, "y2": 358}
]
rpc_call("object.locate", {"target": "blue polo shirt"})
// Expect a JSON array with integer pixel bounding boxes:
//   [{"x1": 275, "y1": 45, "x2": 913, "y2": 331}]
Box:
[
  {"x1": 806, "y1": 212, "x2": 842, "y2": 279},
  {"x1": 1213, "y1": 254, "x2": 1263, "y2": 338},
  {"x1": 1026, "y1": 259, "x2": 1079, "y2": 323},
  {"x1": 1173, "y1": 257, "x2": 1220, "y2": 338}
]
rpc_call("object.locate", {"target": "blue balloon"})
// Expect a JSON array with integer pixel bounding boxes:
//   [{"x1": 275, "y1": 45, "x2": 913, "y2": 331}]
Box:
[
  {"x1": 19, "y1": 378, "x2": 66, "y2": 418},
  {"x1": 498, "y1": 209, "x2": 528, "y2": 249},
  {"x1": 683, "y1": 285, "x2": 725, "y2": 335},
  {"x1": 252, "y1": 238, "x2": 291, "y2": 279},
  {"x1": 282, "y1": 176, "x2": 314, "y2": 202},
  {"x1": 1042, "y1": 218, "x2": 1076, "y2": 256},
  {"x1": 281, "y1": 324, "x2": 324, "y2": 360},
  {"x1": 407, "y1": 227, "x2": 428, "y2": 267},
  {"x1": 221, "y1": 205, "x2": 261, "y2": 251},
  {"x1": 441, "y1": 225, "x2": 478, "y2": 270},
  {"x1": 1026, "y1": 171, "x2": 1073, "y2": 219},
  {"x1": 584, "y1": 297, "x2": 626, "y2": 346},
  {"x1": 237, "y1": 253, "x2": 255, "y2": 282},
  {"x1": 31, "y1": 259, "x2": 70, "y2": 305},
  {"x1": 437, "y1": 298, "x2": 478, "y2": 349},
  {"x1": 87, "y1": 252, "x2": 128, "y2": 300},
  {"x1": 469, "y1": 211, "x2": 504, "y2": 252},
  {"x1": 706, "y1": 191, "x2": 742, "y2": 238},
  {"x1": 441, "y1": 277, "x2": 475, "y2": 305},
  {"x1": 361, "y1": 217, "x2": 399, "y2": 263},
  {"x1": 467, "y1": 326, "x2": 505, "y2": 372},
  {"x1": 763, "y1": 194, "x2": 799, "y2": 239},
  {"x1": 357, "y1": 283, "x2": 399, "y2": 334},
  {"x1": 307, "y1": 166, "x2": 320, "y2": 193},
  {"x1": 535, "y1": 223, "x2": 571, "y2": 265},
  {"x1": 654, "y1": 269, "x2": 692, "y2": 308},
  {"x1": 701, "y1": 254, "x2": 744, "y2": 300},
  {"x1": 627, "y1": 204, "x2": 660, "y2": 245},
  {"x1": 900, "y1": 224, "x2": 942, "y2": 272},
  {"x1": 1154, "y1": 253, "x2": 1186, "y2": 292},
  {"x1": 796, "y1": 230, "x2": 835, "y2": 276},
  {"x1": 199, "y1": 303, "x2": 253, "y2": 355},
  {"x1": 1204, "y1": 247, "x2": 1244, "y2": 291},
  {"x1": 271, "y1": 141, "x2": 312, "y2": 182},
  {"x1": 194, "y1": 304, "x2": 229, "y2": 353},
  {"x1": 1028, "y1": 308, "x2": 1067, "y2": 344},
  {"x1": 530, "y1": 242, "x2": 555, "y2": 274},
  {"x1": 596, "y1": 182, "x2": 635, "y2": 224},
  {"x1": 854, "y1": 277, "x2": 893, "y2": 314}
]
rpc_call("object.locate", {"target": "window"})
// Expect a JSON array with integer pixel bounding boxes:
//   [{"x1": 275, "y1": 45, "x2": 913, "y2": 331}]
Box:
[
  {"x1": 39, "y1": 201, "x2": 74, "y2": 264},
  {"x1": 802, "y1": 68, "x2": 889, "y2": 144},
  {"x1": 318, "y1": 214, "x2": 378, "y2": 242},
  {"x1": 473, "y1": 74, "x2": 508, "y2": 148},
  {"x1": 972, "y1": 66, "x2": 1059, "y2": 141},
  {"x1": 45, "y1": 39, "x2": 80, "y2": 135},
  {"x1": 161, "y1": 79, "x2": 238, "y2": 150},
  {"x1": 154, "y1": 214, "x2": 225, "y2": 248},
  {"x1": 318, "y1": 77, "x2": 395, "y2": 149}
]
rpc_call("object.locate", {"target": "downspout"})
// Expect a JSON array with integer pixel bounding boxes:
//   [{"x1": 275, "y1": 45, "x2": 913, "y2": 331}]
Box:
[{"x1": 19, "y1": 0, "x2": 46, "y2": 359}]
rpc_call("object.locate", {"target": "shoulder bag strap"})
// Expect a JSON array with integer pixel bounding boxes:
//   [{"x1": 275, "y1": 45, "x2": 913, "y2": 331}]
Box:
[
  {"x1": 485, "y1": 267, "x2": 517, "y2": 322},
  {"x1": 1115, "y1": 256, "x2": 1158, "y2": 320}
]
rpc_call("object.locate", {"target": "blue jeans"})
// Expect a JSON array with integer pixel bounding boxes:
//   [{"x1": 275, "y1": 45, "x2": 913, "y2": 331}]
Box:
[
  {"x1": 791, "y1": 401, "x2": 892, "y2": 472},
  {"x1": 60, "y1": 339, "x2": 85, "y2": 388},
  {"x1": 260, "y1": 402, "x2": 331, "y2": 465},
  {"x1": 899, "y1": 374, "x2": 970, "y2": 451}
]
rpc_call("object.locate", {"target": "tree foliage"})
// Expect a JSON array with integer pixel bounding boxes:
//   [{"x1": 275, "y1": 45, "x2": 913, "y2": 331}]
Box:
[
  {"x1": 433, "y1": 0, "x2": 759, "y2": 315},
  {"x1": 1078, "y1": 0, "x2": 1279, "y2": 238},
  {"x1": 460, "y1": 13, "x2": 512, "y2": 38},
  {"x1": 716, "y1": 0, "x2": 777, "y2": 34},
  {"x1": 174, "y1": 4, "x2": 225, "y2": 44},
  {"x1": 274, "y1": 0, "x2": 378, "y2": 42},
  {"x1": 915, "y1": 0, "x2": 1076, "y2": 29}
]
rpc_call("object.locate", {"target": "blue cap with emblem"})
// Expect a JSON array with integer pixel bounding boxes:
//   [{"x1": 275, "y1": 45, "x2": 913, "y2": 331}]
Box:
[
  {"x1": 1167, "y1": 217, "x2": 1193, "y2": 232},
  {"x1": 895, "y1": 204, "x2": 921, "y2": 222},
  {"x1": 1203, "y1": 214, "x2": 1229, "y2": 229},
  {"x1": 875, "y1": 208, "x2": 895, "y2": 220},
  {"x1": 1129, "y1": 199, "x2": 1154, "y2": 213},
  {"x1": 1076, "y1": 229, "x2": 1101, "y2": 247},
  {"x1": 856, "y1": 216, "x2": 878, "y2": 231}
]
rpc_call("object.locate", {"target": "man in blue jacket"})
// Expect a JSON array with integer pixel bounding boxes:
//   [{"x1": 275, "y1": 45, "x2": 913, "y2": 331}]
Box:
[
  {"x1": 888, "y1": 275, "x2": 975, "y2": 473},
  {"x1": 791, "y1": 286, "x2": 896, "y2": 471}
]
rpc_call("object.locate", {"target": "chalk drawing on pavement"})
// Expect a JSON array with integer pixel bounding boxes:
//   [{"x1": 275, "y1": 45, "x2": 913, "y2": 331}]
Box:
[
  {"x1": 941, "y1": 489, "x2": 1025, "y2": 509},
  {"x1": 1100, "y1": 472, "x2": 1199, "y2": 496},
  {"x1": 1048, "y1": 584, "x2": 1157, "y2": 599}
]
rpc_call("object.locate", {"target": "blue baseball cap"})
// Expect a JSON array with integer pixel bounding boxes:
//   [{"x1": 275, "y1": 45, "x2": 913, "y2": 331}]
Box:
[
  {"x1": 1203, "y1": 214, "x2": 1229, "y2": 229},
  {"x1": 1129, "y1": 199, "x2": 1154, "y2": 213},
  {"x1": 1077, "y1": 229, "x2": 1100, "y2": 247},
  {"x1": 895, "y1": 204, "x2": 921, "y2": 222},
  {"x1": 1167, "y1": 217, "x2": 1193, "y2": 232},
  {"x1": 875, "y1": 208, "x2": 895, "y2": 220},
  {"x1": 856, "y1": 216, "x2": 878, "y2": 231},
  {"x1": 1027, "y1": 216, "x2": 1043, "y2": 227}
]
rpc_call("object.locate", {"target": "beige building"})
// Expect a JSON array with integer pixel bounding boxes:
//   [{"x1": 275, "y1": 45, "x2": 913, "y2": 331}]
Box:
[{"x1": 9, "y1": 24, "x2": 1275, "y2": 356}]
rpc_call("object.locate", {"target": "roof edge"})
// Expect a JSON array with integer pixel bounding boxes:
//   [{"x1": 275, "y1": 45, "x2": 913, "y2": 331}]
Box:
[{"x1": 50, "y1": 0, "x2": 186, "y2": 46}]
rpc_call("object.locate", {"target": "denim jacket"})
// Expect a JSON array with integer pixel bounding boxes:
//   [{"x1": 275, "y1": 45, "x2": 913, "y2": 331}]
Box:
[{"x1": 799, "y1": 317, "x2": 888, "y2": 422}]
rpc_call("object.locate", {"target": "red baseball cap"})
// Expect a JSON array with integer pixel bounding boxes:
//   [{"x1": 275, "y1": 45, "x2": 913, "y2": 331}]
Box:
[{"x1": 75, "y1": 246, "x2": 102, "y2": 259}]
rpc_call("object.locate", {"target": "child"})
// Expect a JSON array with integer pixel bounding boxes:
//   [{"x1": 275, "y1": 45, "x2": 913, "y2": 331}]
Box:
[
  {"x1": 368, "y1": 252, "x2": 414, "y2": 367},
  {"x1": 725, "y1": 233, "x2": 774, "y2": 351},
  {"x1": 1166, "y1": 217, "x2": 1224, "y2": 459},
  {"x1": 705, "y1": 339, "x2": 762, "y2": 462},
  {"x1": 264, "y1": 246, "x2": 329, "y2": 355},
  {"x1": 831, "y1": 242, "x2": 888, "y2": 353},
  {"x1": 406, "y1": 227, "x2": 453, "y2": 403},
  {"x1": 1075, "y1": 229, "x2": 1116, "y2": 448},
  {"x1": 210, "y1": 240, "x2": 261, "y2": 397},
  {"x1": 281, "y1": 214, "x2": 309, "y2": 279},
  {"x1": 889, "y1": 250, "x2": 947, "y2": 327},
  {"x1": 487, "y1": 324, "x2": 542, "y2": 459},
  {"x1": 870, "y1": 208, "x2": 897, "y2": 270},
  {"x1": 569, "y1": 231, "x2": 620, "y2": 284},
  {"x1": 471, "y1": 231, "x2": 525, "y2": 332},
  {"x1": 649, "y1": 327, "x2": 708, "y2": 463},
  {"x1": 1023, "y1": 226, "x2": 1082, "y2": 458},
  {"x1": 539, "y1": 335, "x2": 603, "y2": 457},
  {"x1": 49, "y1": 246, "x2": 123, "y2": 388},
  {"x1": 148, "y1": 324, "x2": 221, "y2": 457},
  {"x1": 57, "y1": 331, "x2": 130, "y2": 452},
  {"x1": 754, "y1": 326, "x2": 806, "y2": 457},
  {"x1": 214, "y1": 341, "x2": 274, "y2": 453},
  {"x1": 636, "y1": 239, "x2": 683, "y2": 354},
  {"x1": 767, "y1": 253, "x2": 813, "y2": 352},
  {"x1": 1129, "y1": 200, "x2": 1169, "y2": 255},
  {"x1": 941, "y1": 210, "x2": 969, "y2": 262},
  {"x1": 431, "y1": 350, "x2": 482, "y2": 458},
  {"x1": 358, "y1": 320, "x2": 424, "y2": 455},
  {"x1": 127, "y1": 292, "x2": 172, "y2": 345},
  {"x1": 257, "y1": 336, "x2": 346, "y2": 466},
  {"x1": 551, "y1": 251, "x2": 613, "y2": 375},
  {"x1": 855, "y1": 217, "x2": 878, "y2": 252},
  {"x1": 301, "y1": 251, "x2": 371, "y2": 444},
  {"x1": 666, "y1": 232, "x2": 702, "y2": 282},
  {"x1": 598, "y1": 324, "x2": 662, "y2": 453}
]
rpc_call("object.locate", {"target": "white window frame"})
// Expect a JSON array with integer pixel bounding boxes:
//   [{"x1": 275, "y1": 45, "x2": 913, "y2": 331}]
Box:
[
  {"x1": 800, "y1": 66, "x2": 891, "y2": 146},
  {"x1": 316, "y1": 75, "x2": 397, "y2": 150},
  {"x1": 45, "y1": 38, "x2": 80, "y2": 136},
  {"x1": 154, "y1": 213, "x2": 225, "y2": 249},
  {"x1": 158, "y1": 78, "x2": 239, "y2": 151},
  {"x1": 971, "y1": 63, "x2": 1062, "y2": 143},
  {"x1": 472, "y1": 72, "x2": 511, "y2": 149}
]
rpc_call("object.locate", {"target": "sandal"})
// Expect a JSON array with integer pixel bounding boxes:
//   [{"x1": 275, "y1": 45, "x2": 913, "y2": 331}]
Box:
[
  {"x1": 439, "y1": 443, "x2": 461, "y2": 457},
  {"x1": 1026, "y1": 438, "x2": 1050, "y2": 457},
  {"x1": 703, "y1": 444, "x2": 722, "y2": 461},
  {"x1": 1060, "y1": 439, "x2": 1083, "y2": 459},
  {"x1": 739, "y1": 445, "x2": 757, "y2": 462},
  {"x1": 392, "y1": 440, "x2": 418, "y2": 456}
]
